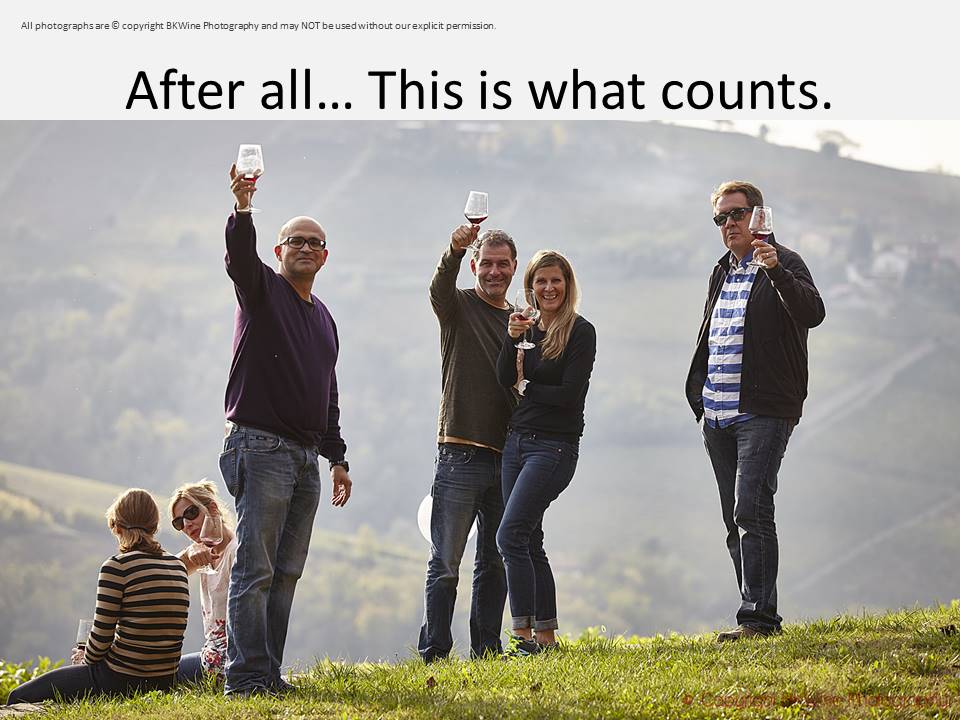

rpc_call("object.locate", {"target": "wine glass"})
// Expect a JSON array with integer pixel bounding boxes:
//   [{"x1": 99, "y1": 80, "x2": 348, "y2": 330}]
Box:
[
  {"x1": 75, "y1": 618, "x2": 94, "y2": 651},
  {"x1": 514, "y1": 289, "x2": 540, "y2": 350},
  {"x1": 236, "y1": 144, "x2": 264, "y2": 214},
  {"x1": 195, "y1": 512, "x2": 224, "y2": 575},
  {"x1": 463, "y1": 191, "x2": 488, "y2": 225},
  {"x1": 747, "y1": 206, "x2": 774, "y2": 268},
  {"x1": 463, "y1": 191, "x2": 488, "y2": 254}
]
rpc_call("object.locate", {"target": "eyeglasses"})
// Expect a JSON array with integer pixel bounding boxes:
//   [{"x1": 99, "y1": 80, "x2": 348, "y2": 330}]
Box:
[
  {"x1": 712, "y1": 206, "x2": 754, "y2": 227},
  {"x1": 281, "y1": 236, "x2": 327, "y2": 251},
  {"x1": 172, "y1": 504, "x2": 201, "y2": 531}
]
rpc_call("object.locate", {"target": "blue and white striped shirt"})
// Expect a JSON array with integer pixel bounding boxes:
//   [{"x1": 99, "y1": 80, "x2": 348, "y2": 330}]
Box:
[{"x1": 702, "y1": 253, "x2": 758, "y2": 428}]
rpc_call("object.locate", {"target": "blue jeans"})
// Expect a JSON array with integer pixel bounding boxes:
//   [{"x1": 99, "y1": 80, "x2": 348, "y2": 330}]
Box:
[
  {"x1": 418, "y1": 443, "x2": 506, "y2": 661},
  {"x1": 497, "y1": 431, "x2": 579, "y2": 631},
  {"x1": 6, "y1": 662, "x2": 174, "y2": 704},
  {"x1": 702, "y1": 415, "x2": 796, "y2": 632},
  {"x1": 219, "y1": 423, "x2": 322, "y2": 694},
  {"x1": 176, "y1": 652, "x2": 204, "y2": 684}
]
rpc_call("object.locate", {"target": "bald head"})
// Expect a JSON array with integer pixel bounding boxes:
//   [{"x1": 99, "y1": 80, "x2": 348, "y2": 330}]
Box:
[{"x1": 277, "y1": 216, "x2": 325, "y2": 246}]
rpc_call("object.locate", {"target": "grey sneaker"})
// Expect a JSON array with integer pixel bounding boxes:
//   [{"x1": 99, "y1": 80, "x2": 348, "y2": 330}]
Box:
[
  {"x1": 270, "y1": 678, "x2": 296, "y2": 696},
  {"x1": 717, "y1": 625, "x2": 780, "y2": 642},
  {"x1": 504, "y1": 635, "x2": 542, "y2": 657}
]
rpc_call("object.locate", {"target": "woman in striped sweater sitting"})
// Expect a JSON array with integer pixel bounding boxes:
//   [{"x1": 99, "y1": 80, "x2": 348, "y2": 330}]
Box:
[{"x1": 6, "y1": 489, "x2": 189, "y2": 705}]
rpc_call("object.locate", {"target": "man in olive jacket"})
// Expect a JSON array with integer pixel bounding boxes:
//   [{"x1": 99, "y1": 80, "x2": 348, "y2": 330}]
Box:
[
  {"x1": 418, "y1": 223, "x2": 519, "y2": 662},
  {"x1": 685, "y1": 180, "x2": 825, "y2": 641}
]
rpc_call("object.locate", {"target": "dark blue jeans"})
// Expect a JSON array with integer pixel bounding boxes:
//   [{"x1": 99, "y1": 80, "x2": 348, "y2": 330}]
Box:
[
  {"x1": 219, "y1": 423, "x2": 321, "y2": 694},
  {"x1": 702, "y1": 415, "x2": 796, "y2": 632},
  {"x1": 497, "y1": 431, "x2": 579, "y2": 631},
  {"x1": 176, "y1": 652, "x2": 204, "y2": 684},
  {"x1": 6, "y1": 661, "x2": 174, "y2": 704},
  {"x1": 418, "y1": 443, "x2": 506, "y2": 662}
]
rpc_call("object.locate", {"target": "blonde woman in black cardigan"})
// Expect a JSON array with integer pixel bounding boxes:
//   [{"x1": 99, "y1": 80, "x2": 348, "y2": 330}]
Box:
[{"x1": 496, "y1": 250, "x2": 597, "y2": 656}]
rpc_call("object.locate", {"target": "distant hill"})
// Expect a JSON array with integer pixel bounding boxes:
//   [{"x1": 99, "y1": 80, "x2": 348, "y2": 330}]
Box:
[{"x1": 0, "y1": 460, "x2": 126, "y2": 516}]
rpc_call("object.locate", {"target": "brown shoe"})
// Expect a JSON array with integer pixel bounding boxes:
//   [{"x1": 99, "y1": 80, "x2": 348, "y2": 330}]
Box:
[{"x1": 717, "y1": 625, "x2": 765, "y2": 642}]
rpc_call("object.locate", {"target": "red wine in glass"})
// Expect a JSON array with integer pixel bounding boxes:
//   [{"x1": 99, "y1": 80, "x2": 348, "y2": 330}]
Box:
[
  {"x1": 515, "y1": 289, "x2": 539, "y2": 350},
  {"x1": 196, "y1": 513, "x2": 224, "y2": 574},
  {"x1": 236, "y1": 144, "x2": 264, "y2": 213},
  {"x1": 463, "y1": 192, "x2": 488, "y2": 224},
  {"x1": 747, "y1": 206, "x2": 774, "y2": 268},
  {"x1": 463, "y1": 191, "x2": 489, "y2": 253}
]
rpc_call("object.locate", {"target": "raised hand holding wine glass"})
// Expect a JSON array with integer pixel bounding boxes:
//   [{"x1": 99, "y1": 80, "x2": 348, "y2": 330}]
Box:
[
  {"x1": 747, "y1": 205, "x2": 776, "y2": 269},
  {"x1": 463, "y1": 190, "x2": 488, "y2": 254},
  {"x1": 234, "y1": 143, "x2": 264, "y2": 213}
]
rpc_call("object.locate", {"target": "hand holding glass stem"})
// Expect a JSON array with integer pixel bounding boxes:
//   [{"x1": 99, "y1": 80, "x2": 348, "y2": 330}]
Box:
[
  {"x1": 514, "y1": 289, "x2": 540, "y2": 350},
  {"x1": 747, "y1": 206, "x2": 774, "y2": 268}
]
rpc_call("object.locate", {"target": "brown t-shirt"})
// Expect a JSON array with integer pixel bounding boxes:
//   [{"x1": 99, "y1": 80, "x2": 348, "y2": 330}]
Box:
[{"x1": 429, "y1": 246, "x2": 517, "y2": 451}]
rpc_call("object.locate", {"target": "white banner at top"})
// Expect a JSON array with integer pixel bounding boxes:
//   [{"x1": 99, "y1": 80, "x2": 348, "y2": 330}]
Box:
[{"x1": 2, "y1": 0, "x2": 957, "y2": 120}]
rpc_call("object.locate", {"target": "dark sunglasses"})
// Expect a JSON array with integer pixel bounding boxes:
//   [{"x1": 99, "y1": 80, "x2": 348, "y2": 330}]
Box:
[
  {"x1": 282, "y1": 235, "x2": 327, "y2": 251},
  {"x1": 712, "y1": 206, "x2": 754, "y2": 227},
  {"x1": 172, "y1": 504, "x2": 200, "y2": 531}
]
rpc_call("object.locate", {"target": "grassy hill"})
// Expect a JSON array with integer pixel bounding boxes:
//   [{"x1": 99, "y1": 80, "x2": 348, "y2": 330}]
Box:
[
  {"x1": 4, "y1": 604, "x2": 959, "y2": 719},
  {"x1": 0, "y1": 460, "x2": 126, "y2": 511},
  {"x1": 0, "y1": 460, "x2": 129, "y2": 535},
  {"x1": 2, "y1": 120, "x2": 960, "y2": 665}
]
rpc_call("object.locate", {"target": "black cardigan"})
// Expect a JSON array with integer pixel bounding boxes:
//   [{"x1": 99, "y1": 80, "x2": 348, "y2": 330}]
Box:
[
  {"x1": 685, "y1": 235, "x2": 825, "y2": 421},
  {"x1": 497, "y1": 315, "x2": 597, "y2": 440}
]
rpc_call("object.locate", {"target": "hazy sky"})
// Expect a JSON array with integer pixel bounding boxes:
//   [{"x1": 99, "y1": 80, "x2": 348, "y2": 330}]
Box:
[{"x1": 677, "y1": 120, "x2": 958, "y2": 175}]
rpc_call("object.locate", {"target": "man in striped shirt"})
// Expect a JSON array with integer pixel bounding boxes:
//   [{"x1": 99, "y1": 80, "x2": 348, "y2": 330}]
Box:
[{"x1": 685, "y1": 181, "x2": 825, "y2": 642}]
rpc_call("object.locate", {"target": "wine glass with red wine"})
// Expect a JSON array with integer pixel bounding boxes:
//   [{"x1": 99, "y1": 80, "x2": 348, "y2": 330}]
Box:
[
  {"x1": 747, "y1": 206, "x2": 773, "y2": 268},
  {"x1": 236, "y1": 144, "x2": 264, "y2": 213},
  {"x1": 514, "y1": 289, "x2": 540, "y2": 350},
  {"x1": 195, "y1": 512, "x2": 224, "y2": 575},
  {"x1": 463, "y1": 190, "x2": 488, "y2": 254}
]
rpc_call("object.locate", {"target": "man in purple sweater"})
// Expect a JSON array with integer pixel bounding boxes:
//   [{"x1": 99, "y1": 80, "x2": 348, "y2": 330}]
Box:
[{"x1": 219, "y1": 166, "x2": 352, "y2": 696}]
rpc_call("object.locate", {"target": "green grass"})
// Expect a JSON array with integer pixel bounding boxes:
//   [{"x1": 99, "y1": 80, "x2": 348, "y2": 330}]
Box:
[{"x1": 6, "y1": 604, "x2": 960, "y2": 719}]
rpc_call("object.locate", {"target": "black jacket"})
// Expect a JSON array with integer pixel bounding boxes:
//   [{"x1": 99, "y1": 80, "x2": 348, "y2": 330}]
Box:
[{"x1": 685, "y1": 235, "x2": 825, "y2": 421}]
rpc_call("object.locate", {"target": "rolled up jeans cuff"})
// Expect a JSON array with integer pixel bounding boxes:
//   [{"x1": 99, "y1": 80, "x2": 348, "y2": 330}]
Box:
[
  {"x1": 534, "y1": 618, "x2": 558, "y2": 631},
  {"x1": 511, "y1": 615, "x2": 536, "y2": 631}
]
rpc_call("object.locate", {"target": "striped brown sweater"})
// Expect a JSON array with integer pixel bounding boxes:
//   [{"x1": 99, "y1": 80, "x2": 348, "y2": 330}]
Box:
[{"x1": 84, "y1": 550, "x2": 189, "y2": 677}]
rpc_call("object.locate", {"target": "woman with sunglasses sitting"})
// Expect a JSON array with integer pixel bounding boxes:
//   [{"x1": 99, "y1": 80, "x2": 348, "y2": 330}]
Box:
[
  {"x1": 168, "y1": 480, "x2": 237, "y2": 684},
  {"x1": 6, "y1": 489, "x2": 188, "y2": 705}
]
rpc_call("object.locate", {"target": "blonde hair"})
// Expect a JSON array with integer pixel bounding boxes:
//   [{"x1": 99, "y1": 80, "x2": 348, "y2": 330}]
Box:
[
  {"x1": 523, "y1": 250, "x2": 580, "y2": 361},
  {"x1": 105, "y1": 488, "x2": 163, "y2": 555},
  {"x1": 168, "y1": 479, "x2": 234, "y2": 532}
]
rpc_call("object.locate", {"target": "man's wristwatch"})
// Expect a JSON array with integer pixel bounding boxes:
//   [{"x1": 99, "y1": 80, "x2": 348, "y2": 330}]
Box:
[{"x1": 329, "y1": 460, "x2": 350, "y2": 472}]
